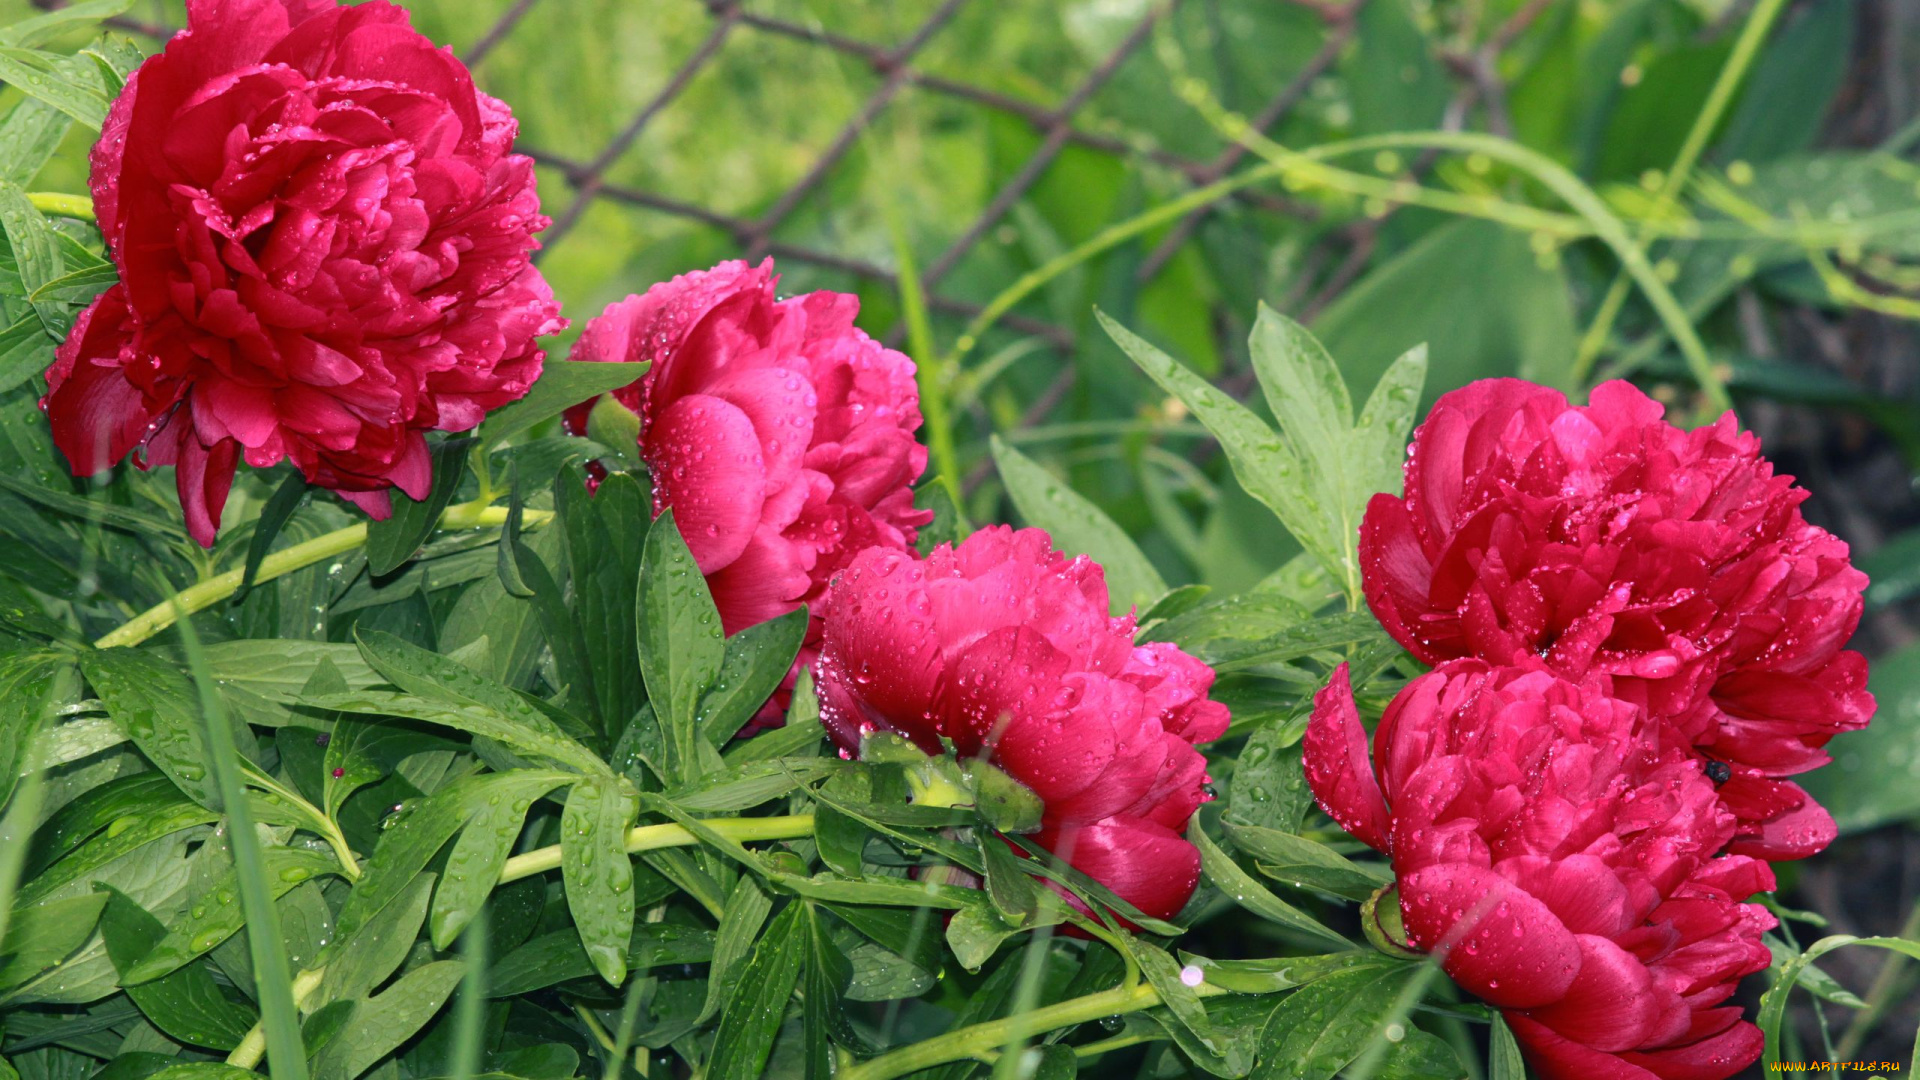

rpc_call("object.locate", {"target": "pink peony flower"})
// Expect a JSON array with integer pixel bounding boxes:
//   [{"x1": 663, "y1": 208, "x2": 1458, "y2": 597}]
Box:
[
  {"x1": 1358, "y1": 378, "x2": 1871, "y2": 857},
  {"x1": 813, "y1": 526, "x2": 1230, "y2": 920},
  {"x1": 1305, "y1": 661, "x2": 1775, "y2": 1080},
  {"x1": 569, "y1": 257, "x2": 929, "y2": 635},
  {"x1": 44, "y1": 0, "x2": 562, "y2": 546}
]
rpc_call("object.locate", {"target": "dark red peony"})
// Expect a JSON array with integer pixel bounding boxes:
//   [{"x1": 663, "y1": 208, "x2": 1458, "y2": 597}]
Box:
[
  {"x1": 1359, "y1": 378, "x2": 1870, "y2": 858},
  {"x1": 569, "y1": 258, "x2": 929, "y2": 636},
  {"x1": 1305, "y1": 661, "x2": 1775, "y2": 1080},
  {"x1": 813, "y1": 526, "x2": 1229, "y2": 921},
  {"x1": 44, "y1": 0, "x2": 562, "y2": 545}
]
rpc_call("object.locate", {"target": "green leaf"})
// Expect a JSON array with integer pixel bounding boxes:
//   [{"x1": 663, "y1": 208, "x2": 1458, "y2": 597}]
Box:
[
  {"x1": 473, "y1": 360, "x2": 648, "y2": 450},
  {"x1": 311, "y1": 873, "x2": 433, "y2": 1010},
  {"x1": 26, "y1": 261, "x2": 116, "y2": 306},
  {"x1": 309, "y1": 960, "x2": 466, "y2": 1080},
  {"x1": 1228, "y1": 823, "x2": 1392, "y2": 901},
  {"x1": 428, "y1": 776, "x2": 547, "y2": 949},
  {"x1": 99, "y1": 886, "x2": 257, "y2": 1051},
  {"x1": 0, "y1": 47, "x2": 108, "y2": 128},
  {"x1": 700, "y1": 605, "x2": 807, "y2": 746},
  {"x1": 323, "y1": 714, "x2": 455, "y2": 822},
  {"x1": 699, "y1": 876, "x2": 774, "y2": 1023},
  {"x1": 707, "y1": 903, "x2": 806, "y2": 1080},
  {"x1": 364, "y1": 437, "x2": 476, "y2": 575},
  {"x1": 1190, "y1": 821, "x2": 1347, "y2": 949},
  {"x1": 1488, "y1": 1013, "x2": 1525, "y2": 1080},
  {"x1": 1136, "y1": 940, "x2": 1219, "y2": 1053},
  {"x1": 990, "y1": 435, "x2": 1166, "y2": 613},
  {"x1": 485, "y1": 923, "x2": 712, "y2": 997},
  {"x1": 943, "y1": 902, "x2": 1021, "y2": 972},
  {"x1": 78, "y1": 647, "x2": 224, "y2": 809},
  {"x1": 1226, "y1": 718, "x2": 1315, "y2": 833},
  {"x1": 0, "y1": 96, "x2": 71, "y2": 188},
  {"x1": 663, "y1": 757, "x2": 838, "y2": 813},
  {"x1": 340, "y1": 628, "x2": 608, "y2": 774},
  {"x1": 559, "y1": 778, "x2": 634, "y2": 985},
  {"x1": 118, "y1": 846, "x2": 340, "y2": 985},
  {"x1": 1760, "y1": 935, "x2": 1920, "y2": 1070},
  {"x1": 637, "y1": 508, "x2": 724, "y2": 783},
  {"x1": 0, "y1": 180, "x2": 65, "y2": 334},
  {"x1": 555, "y1": 469, "x2": 648, "y2": 736},
  {"x1": 0, "y1": 313, "x2": 52, "y2": 398},
  {"x1": 237, "y1": 472, "x2": 310, "y2": 601},
  {"x1": 1252, "y1": 958, "x2": 1419, "y2": 1080},
  {"x1": 0, "y1": 892, "x2": 107, "y2": 996},
  {"x1": 331, "y1": 770, "x2": 571, "y2": 946},
  {"x1": 0, "y1": 1, "x2": 135, "y2": 48},
  {"x1": 802, "y1": 902, "x2": 872, "y2": 1078}
]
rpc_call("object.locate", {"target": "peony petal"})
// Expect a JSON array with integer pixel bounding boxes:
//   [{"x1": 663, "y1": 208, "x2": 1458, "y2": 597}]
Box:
[
  {"x1": 1398, "y1": 863, "x2": 1580, "y2": 1008},
  {"x1": 1505, "y1": 1014, "x2": 1665, "y2": 1080},
  {"x1": 644, "y1": 392, "x2": 768, "y2": 574},
  {"x1": 1033, "y1": 814, "x2": 1200, "y2": 923},
  {"x1": 1301, "y1": 663, "x2": 1391, "y2": 852},
  {"x1": 1523, "y1": 934, "x2": 1673, "y2": 1052}
]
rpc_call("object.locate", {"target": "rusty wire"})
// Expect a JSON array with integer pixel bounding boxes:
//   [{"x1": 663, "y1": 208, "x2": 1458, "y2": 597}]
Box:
[{"x1": 40, "y1": 0, "x2": 1544, "y2": 427}]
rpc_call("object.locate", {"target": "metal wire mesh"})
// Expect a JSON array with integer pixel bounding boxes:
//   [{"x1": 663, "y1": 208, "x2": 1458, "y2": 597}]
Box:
[{"x1": 46, "y1": 0, "x2": 1554, "y2": 415}]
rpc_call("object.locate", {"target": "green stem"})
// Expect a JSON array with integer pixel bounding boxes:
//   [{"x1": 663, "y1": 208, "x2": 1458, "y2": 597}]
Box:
[
  {"x1": 495, "y1": 814, "x2": 816, "y2": 884},
  {"x1": 227, "y1": 967, "x2": 327, "y2": 1069},
  {"x1": 27, "y1": 192, "x2": 94, "y2": 221},
  {"x1": 93, "y1": 501, "x2": 550, "y2": 650},
  {"x1": 1570, "y1": 0, "x2": 1790, "y2": 387},
  {"x1": 842, "y1": 981, "x2": 1203, "y2": 1080},
  {"x1": 1834, "y1": 897, "x2": 1920, "y2": 1061}
]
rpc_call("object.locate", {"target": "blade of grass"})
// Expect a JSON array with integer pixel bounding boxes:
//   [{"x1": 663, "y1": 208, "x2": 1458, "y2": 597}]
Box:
[
  {"x1": 174, "y1": 609, "x2": 310, "y2": 1080},
  {"x1": 450, "y1": 907, "x2": 489, "y2": 1080}
]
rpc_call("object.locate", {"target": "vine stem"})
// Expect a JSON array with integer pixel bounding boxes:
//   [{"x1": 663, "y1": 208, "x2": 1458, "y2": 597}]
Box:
[
  {"x1": 227, "y1": 967, "x2": 327, "y2": 1069},
  {"x1": 93, "y1": 500, "x2": 552, "y2": 650},
  {"x1": 840, "y1": 979, "x2": 1226, "y2": 1080},
  {"x1": 27, "y1": 192, "x2": 94, "y2": 221},
  {"x1": 1569, "y1": 0, "x2": 1790, "y2": 387},
  {"x1": 496, "y1": 814, "x2": 816, "y2": 884}
]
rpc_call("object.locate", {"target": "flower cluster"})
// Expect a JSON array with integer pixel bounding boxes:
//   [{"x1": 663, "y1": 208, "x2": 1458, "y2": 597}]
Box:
[
  {"x1": 1308, "y1": 379, "x2": 1874, "y2": 1080},
  {"x1": 812, "y1": 527, "x2": 1230, "y2": 921},
  {"x1": 44, "y1": 0, "x2": 563, "y2": 545}
]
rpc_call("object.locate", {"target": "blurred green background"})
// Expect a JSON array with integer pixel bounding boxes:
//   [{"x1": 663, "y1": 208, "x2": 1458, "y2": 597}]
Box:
[{"x1": 10, "y1": 0, "x2": 1920, "y2": 1065}]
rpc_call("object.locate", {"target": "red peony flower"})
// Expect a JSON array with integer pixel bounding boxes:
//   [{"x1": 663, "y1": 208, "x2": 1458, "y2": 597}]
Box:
[
  {"x1": 570, "y1": 258, "x2": 928, "y2": 624},
  {"x1": 1304, "y1": 661, "x2": 1776, "y2": 1080},
  {"x1": 813, "y1": 526, "x2": 1229, "y2": 920},
  {"x1": 44, "y1": 0, "x2": 563, "y2": 545},
  {"x1": 1358, "y1": 378, "x2": 1871, "y2": 857}
]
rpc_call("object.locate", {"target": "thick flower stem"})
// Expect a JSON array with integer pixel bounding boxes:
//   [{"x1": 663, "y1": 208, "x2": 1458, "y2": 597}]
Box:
[
  {"x1": 496, "y1": 814, "x2": 816, "y2": 884},
  {"x1": 27, "y1": 192, "x2": 95, "y2": 221},
  {"x1": 226, "y1": 966, "x2": 327, "y2": 1068},
  {"x1": 93, "y1": 502, "x2": 551, "y2": 650},
  {"x1": 839, "y1": 982, "x2": 1181, "y2": 1080}
]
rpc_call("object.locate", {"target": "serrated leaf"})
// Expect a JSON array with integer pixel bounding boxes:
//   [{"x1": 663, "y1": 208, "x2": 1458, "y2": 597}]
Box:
[
  {"x1": 991, "y1": 435, "x2": 1166, "y2": 613},
  {"x1": 637, "y1": 508, "x2": 724, "y2": 783},
  {"x1": 559, "y1": 778, "x2": 634, "y2": 985},
  {"x1": 364, "y1": 437, "x2": 475, "y2": 575}
]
